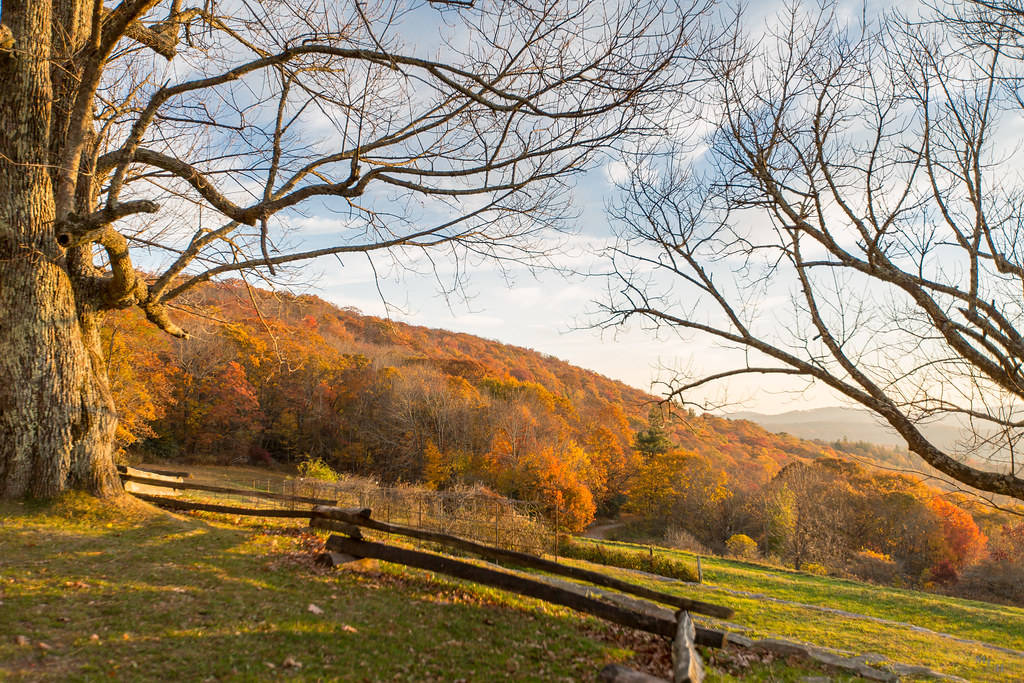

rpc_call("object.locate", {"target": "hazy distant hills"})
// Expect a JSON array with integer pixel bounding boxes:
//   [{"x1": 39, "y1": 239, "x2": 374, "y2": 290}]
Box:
[{"x1": 727, "y1": 406, "x2": 970, "y2": 454}]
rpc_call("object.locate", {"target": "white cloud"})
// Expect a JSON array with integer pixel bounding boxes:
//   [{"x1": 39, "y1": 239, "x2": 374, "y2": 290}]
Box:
[{"x1": 605, "y1": 161, "x2": 630, "y2": 185}]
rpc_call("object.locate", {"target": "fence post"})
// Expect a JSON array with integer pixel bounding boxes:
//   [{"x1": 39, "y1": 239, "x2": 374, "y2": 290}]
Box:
[
  {"x1": 494, "y1": 499, "x2": 499, "y2": 547},
  {"x1": 649, "y1": 544, "x2": 654, "y2": 570},
  {"x1": 697, "y1": 556, "x2": 703, "y2": 584},
  {"x1": 418, "y1": 496, "x2": 423, "y2": 529},
  {"x1": 553, "y1": 502, "x2": 559, "y2": 561}
]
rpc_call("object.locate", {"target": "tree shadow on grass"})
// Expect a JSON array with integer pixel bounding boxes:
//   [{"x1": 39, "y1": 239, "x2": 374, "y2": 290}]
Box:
[{"x1": 0, "y1": 499, "x2": 622, "y2": 681}]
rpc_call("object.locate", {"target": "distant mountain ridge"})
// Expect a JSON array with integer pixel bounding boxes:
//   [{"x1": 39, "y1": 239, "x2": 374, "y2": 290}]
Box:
[{"x1": 727, "y1": 407, "x2": 972, "y2": 453}]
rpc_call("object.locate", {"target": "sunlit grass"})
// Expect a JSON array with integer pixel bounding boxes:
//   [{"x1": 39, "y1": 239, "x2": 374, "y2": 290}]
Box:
[
  {"x1": 571, "y1": 537, "x2": 1024, "y2": 682},
  {"x1": 0, "y1": 494, "x2": 867, "y2": 681},
  {"x1": 0, "y1": 495, "x2": 610, "y2": 681}
]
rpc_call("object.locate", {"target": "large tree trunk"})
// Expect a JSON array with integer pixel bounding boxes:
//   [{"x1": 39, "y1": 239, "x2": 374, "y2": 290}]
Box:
[
  {"x1": 0, "y1": 0, "x2": 122, "y2": 499},
  {"x1": 0, "y1": 259, "x2": 122, "y2": 498}
]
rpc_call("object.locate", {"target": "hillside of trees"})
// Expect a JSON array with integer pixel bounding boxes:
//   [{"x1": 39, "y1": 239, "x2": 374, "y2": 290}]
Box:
[
  {"x1": 105, "y1": 280, "x2": 1024, "y2": 598},
  {"x1": 107, "y1": 280, "x2": 850, "y2": 510}
]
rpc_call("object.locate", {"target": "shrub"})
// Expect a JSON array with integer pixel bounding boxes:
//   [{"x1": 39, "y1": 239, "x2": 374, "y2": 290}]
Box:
[
  {"x1": 296, "y1": 455, "x2": 340, "y2": 482},
  {"x1": 802, "y1": 562, "x2": 828, "y2": 576},
  {"x1": 725, "y1": 533, "x2": 758, "y2": 560},
  {"x1": 927, "y1": 559, "x2": 960, "y2": 585},
  {"x1": 663, "y1": 525, "x2": 710, "y2": 554},
  {"x1": 847, "y1": 549, "x2": 903, "y2": 585},
  {"x1": 557, "y1": 539, "x2": 699, "y2": 582},
  {"x1": 952, "y1": 558, "x2": 1024, "y2": 607}
]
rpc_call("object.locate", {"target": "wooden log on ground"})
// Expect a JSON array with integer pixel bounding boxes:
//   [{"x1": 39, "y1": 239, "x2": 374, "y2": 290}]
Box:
[
  {"x1": 672, "y1": 611, "x2": 705, "y2": 683},
  {"x1": 326, "y1": 535, "x2": 728, "y2": 648},
  {"x1": 315, "y1": 552, "x2": 379, "y2": 571},
  {"x1": 309, "y1": 517, "x2": 363, "y2": 539},
  {"x1": 312, "y1": 505, "x2": 732, "y2": 619},
  {"x1": 117, "y1": 464, "x2": 191, "y2": 478},
  {"x1": 131, "y1": 493, "x2": 316, "y2": 518},
  {"x1": 120, "y1": 474, "x2": 335, "y2": 506}
]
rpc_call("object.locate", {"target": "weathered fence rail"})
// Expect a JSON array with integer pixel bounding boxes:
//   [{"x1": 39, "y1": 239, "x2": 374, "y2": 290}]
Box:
[
  {"x1": 117, "y1": 464, "x2": 190, "y2": 478},
  {"x1": 131, "y1": 493, "x2": 318, "y2": 518},
  {"x1": 311, "y1": 505, "x2": 732, "y2": 619},
  {"x1": 328, "y1": 534, "x2": 704, "y2": 641},
  {"x1": 118, "y1": 470, "x2": 335, "y2": 506}
]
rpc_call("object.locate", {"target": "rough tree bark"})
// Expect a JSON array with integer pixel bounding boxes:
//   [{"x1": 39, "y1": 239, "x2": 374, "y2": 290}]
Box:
[{"x1": 0, "y1": 0, "x2": 122, "y2": 498}]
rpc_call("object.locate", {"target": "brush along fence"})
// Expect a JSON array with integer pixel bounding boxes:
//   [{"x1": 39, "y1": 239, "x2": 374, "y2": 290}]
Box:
[
  {"x1": 120, "y1": 466, "x2": 554, "y2": 555},
  {"x1": 300, "y1": 478, "x2": 553, "y2": 556}
]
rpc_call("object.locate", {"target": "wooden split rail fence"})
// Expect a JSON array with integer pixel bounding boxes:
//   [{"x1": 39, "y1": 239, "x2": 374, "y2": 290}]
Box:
[
  {"x1": 122, "y1": 468, "x2": 730, "y2": 682},
  {"x1": 117, "y1": 467, "x2": 336, "y2": 507},
  {"x1": 313, "y1": 505, "x2": 729, "y2": 683}
]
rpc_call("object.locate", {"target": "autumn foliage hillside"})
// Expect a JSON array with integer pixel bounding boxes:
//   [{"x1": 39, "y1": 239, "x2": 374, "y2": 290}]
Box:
[
  {"x1": 109, "y1": 282, "x2": 834, "y2": 503},
  {"x1": 105, "y1": 281, "x2": 1024, "y2": 598}
]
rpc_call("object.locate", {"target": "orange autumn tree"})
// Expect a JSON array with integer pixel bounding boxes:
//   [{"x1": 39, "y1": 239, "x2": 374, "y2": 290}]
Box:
[
  {"x1": 928, "y1": 497, "x2": 988, "y2": 571},
  {"x1": 511, "y1": 446, "x2": 596, "y2": 533},
  {"x1": 101, "y1": 311, "x2": 175, "y2": 457},
  {"x1": 625, "y1": 448, "x2": 731, "y2": 542}
]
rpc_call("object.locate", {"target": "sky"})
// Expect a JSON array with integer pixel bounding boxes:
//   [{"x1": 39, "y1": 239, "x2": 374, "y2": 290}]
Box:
[
  {"x1": 263, "y1": 0, "x2": 908, "y2": 416},
  {"x1": 238, "y1": 0, "x2": 930, "y2": 416},
  {"x1": 127, "y1": 0, "x2": 909, "y2": 415},
  {"x1": 287, "y1": 168, "x2": 832, "y2": 415}
]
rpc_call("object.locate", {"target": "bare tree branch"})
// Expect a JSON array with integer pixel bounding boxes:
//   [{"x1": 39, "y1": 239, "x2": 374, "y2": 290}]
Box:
[{"x1": 605, "y1": 2, "x2": 1024, "y2": 502}]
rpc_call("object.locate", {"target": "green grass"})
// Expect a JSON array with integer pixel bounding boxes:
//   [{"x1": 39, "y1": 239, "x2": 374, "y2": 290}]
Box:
[
  {"x1": 571, "y1": 538, "x2": 1024, "y2": 682},
  {"x1": 557, "y1": 537, "x2": 698, "y2": 582},
  {"x1": 0, "y1": 494, "x2": 849, "y2": 682}
]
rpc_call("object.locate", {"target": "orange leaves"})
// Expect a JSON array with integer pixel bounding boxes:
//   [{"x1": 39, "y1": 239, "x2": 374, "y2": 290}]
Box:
[
  {"x1": 509, "y1": 446, "x2": 596, "y2": 532},
  {"x1": 928, "y1": 496, "x2": 988, "y2": 570},
  {"x1": 101, "y1": 312, "x2": 176, "y2": 456},
  {"x1": 105, "y1": 278, "x2": 1006, "y2": 587},
  {"x1": 625, "y1": 449, "x2": 729, "y2": 521},
  {"x1": 422, "y1": 440, "x2": 455, "y2": 490},
  {"x1": 989, "y1": 521, "x2": 1024, "y2": 563}
]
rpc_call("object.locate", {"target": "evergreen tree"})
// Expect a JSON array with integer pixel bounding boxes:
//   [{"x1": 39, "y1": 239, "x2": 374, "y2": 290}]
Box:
[{"x1": 634, "y1": 407, "x2": 673, "y2": 458}]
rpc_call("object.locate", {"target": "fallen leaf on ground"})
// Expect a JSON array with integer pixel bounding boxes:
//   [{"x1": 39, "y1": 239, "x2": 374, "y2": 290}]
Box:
[{"x1": 307, "y1": 603, "x2": 323, "y2": 615}]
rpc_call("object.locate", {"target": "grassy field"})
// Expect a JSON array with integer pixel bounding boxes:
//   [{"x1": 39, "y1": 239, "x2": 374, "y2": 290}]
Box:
[
  {"x1": 1, "y1": 494, "x2": 860, "y2": 682},
  {"x1": 570, "y1": 538, "x2": 1024, "y2": 682}
]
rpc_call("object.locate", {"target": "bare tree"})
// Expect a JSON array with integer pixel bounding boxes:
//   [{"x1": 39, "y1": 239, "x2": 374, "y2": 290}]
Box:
[
  {"x1": 604, "y1": 1, "x2": 1024, "y2": 503},
  {"x1": 0, "y1": 0, "x2": 708, "y2": 499}
]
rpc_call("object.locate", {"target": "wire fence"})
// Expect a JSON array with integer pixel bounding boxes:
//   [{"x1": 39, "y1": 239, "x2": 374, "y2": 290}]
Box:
[
  {"x1": 171, "y1": 469, "x2": 559, "y2": 557},
  {"x1": 309, "y1": 478, "x2": 556, "y2": 557}
]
